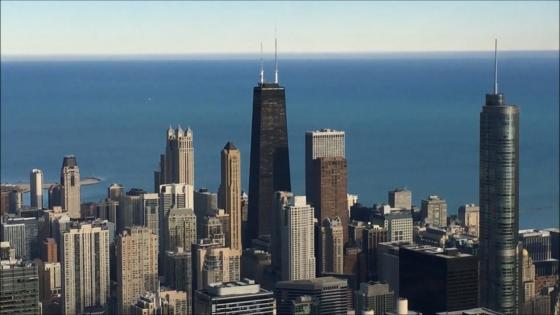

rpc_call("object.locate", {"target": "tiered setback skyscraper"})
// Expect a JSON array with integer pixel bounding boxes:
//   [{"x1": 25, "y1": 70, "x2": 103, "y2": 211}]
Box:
[
  {"x1": 30, "y1": 169, "x2": 43, "y2": 209},
  {"x1": 60, "y1": 155, "x2": 81, "y2": 218},
  {"x1": 479, "y1": 41, "x2": 520, "y2": 315},
  {"x1": 62, "y1": 222, "x2": 110, "y2": 315},
  {"x1": 248, "y1": 80, "x2": 291, "y2": 243},
  {"x1": 218, "y1": 142, "x2": 242, "y2": 253},
  {"x1": 116, "y1": 226, "x2": 159, "y2": 314},
  {"x1": 305, "y1": 129, "x2": 348, "y2": 243},
  {"x1": 155, "y1": 126, "x2": 194, "y2": 190}
]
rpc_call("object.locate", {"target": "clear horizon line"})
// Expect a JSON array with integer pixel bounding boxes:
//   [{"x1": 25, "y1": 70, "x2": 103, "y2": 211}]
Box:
[{"x1": 2, "y1": 49, "x2": 558, "y2": 61}]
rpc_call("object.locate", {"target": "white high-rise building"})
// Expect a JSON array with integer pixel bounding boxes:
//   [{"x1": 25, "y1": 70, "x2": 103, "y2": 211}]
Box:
[
  {"x1": 62, "y1": 222, "x2": 110, "y2": 315},
  {"x1": 280, "y1": 194, "x2": 316, "y2": 281},
  {"x1": 30, "y1": 169, "x2": 43, "y2": 209},
  {"x1": 305, "y1": 129, "x2": 346, "y2": 160},
  {"x1": 60, "y1": 155, "x2": 81, "y2": 218}
]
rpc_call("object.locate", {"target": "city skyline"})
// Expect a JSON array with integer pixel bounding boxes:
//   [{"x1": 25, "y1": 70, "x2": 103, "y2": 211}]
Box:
[
  {"x1": 1, "y1": 3, "x2": 558, "y2": 314},
  {"x1": 1, "y1": 1, "x2": 559, "y2": 57}
]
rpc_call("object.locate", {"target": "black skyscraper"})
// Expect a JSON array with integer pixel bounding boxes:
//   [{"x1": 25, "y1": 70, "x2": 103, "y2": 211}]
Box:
[
  {"x1": 399, "y1": 246, "x2": 479, "y2": 314},
  {"x1": 479, "y1": 40, "x2": 520, "y2": 314},
  {"x1": 247, "y1": 42, "x2": 291, "y2": 245}
]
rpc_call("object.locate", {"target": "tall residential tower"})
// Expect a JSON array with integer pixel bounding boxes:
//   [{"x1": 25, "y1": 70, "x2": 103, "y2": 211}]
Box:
[
  {"x1": 60, "y1": 155, "x2": 81, "y2": 218},
  {"x1": 479, "y1": 40, "x2": 520, "y2": 314},
  {"x1": 116, "y1": 226, "x2": 159, "y2": 314},
  {"x1": 62, "y1": 222, "x2": 110, "y2": 315},
  {"x1": 30, "y1": 169, "x2": 43, "y2": 209}
]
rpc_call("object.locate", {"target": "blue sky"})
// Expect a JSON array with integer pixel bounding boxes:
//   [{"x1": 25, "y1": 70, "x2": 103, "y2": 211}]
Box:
[{"x1": 1, "y1": 1, "x2": 558, "y2": 55}]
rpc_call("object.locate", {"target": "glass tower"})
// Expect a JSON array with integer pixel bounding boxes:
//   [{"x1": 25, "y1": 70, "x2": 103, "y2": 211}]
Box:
[{"x1": 479, "y1": 40, "x2": 520, "y2": 314}]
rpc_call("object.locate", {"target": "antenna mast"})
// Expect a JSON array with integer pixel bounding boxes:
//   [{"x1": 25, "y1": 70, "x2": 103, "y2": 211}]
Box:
[
  {"x1": 259, "y1": 42, "x2": 264, "y2": 84},
  {"x1": 274, "y1": 36, "x2": 279, "y2": 84},
  {"x1": 494, "y1": 39, "x2": 498, "y2": 94}
]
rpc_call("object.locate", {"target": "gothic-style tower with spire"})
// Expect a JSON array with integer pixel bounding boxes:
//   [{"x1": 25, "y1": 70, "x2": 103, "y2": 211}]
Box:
[
  {"x1": 247, "y1": 38, "x2": 291, "y2": 246},
  {"x1": 479, "y1": 39, "x2": 520, "y2": 314},
  {"x1": 154, "y1": 125, "x2": 194, "y2": 191}
]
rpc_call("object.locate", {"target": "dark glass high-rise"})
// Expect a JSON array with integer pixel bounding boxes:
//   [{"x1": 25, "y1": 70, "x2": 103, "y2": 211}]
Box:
[{"x1": 247, "y1": 75, "x2": 291, "y2": 245}]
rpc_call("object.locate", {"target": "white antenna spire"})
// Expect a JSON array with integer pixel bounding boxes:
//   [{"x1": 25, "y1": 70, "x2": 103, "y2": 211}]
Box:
[
  {"x1": 259, "y1": 42, "x2": 264, "y2": 84},
  {"x1": 494, "y1": 38, "x2": 498, "y2": 94},
  {"x1": 274, "y1": 33, "x2": 279, "y2": 84}
]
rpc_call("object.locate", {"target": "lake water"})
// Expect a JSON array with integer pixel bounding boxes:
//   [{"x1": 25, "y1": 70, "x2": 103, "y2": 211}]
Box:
[{"x1": 1, "y1": 52, "x2": 558, "y2": 229}]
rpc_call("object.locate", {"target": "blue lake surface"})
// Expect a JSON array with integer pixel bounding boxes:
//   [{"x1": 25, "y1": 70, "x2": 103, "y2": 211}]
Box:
[{"x1": 1, "y1": 52, "x2": 558, "y2": 229}]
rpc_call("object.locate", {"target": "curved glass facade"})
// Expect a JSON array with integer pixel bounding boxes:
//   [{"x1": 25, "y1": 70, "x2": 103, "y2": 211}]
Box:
[{"x1": 479, "y1": 93, "x2": 520, "y2": 314}]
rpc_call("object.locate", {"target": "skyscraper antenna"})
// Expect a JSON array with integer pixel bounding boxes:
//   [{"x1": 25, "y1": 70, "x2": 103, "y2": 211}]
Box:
[
  {"x1": 274, "y1": 35, "x2": 279, "y2": 84},
  {"x1": 259, "y1": 42, "x2": 264, "y2": 84},
  {"x1": 494, "y1": 38, "x2": 498, "y2": 94}
]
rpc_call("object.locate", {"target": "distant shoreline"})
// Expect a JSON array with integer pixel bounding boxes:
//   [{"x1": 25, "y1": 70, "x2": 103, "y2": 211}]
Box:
[{"x1": 1, "y1": 176, "x2": 103, "y2": 193}]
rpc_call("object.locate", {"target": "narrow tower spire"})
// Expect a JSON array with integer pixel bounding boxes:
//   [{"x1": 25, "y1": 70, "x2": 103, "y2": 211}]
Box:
[
  {"x1": 494, "y1": 38, "x2": 498, "y2": 94},
  {"x1": 259, "y1": 42, "x2": 264, "y2": 84},
  {"x1": 274, "y1": 37, "x2": 279, "y2": 84}
]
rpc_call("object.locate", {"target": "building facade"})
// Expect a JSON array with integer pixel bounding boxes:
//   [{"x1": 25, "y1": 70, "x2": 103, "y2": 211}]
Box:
[
  {"x1": 0, "y1": 243, "x2": 40, "y2": 315},
  {"x1": 275, "y1": 276, "x2": 350, "y2": 315},
  {"x1": 309, "y1": 157, "x2": 349, "y2": 243},
  {"x1": 421, "y1": 195, "x2": 447, "y2": 227},
  {"x1": 140, "y1": 193, "x2": 159, "y2": 237},
  {"x1": 165, "y1": 207, "x2": 196, "y2": 252},
  {"x1": 194, "y1": 279, "x2": 275, "y2": 315},
  {"x1": 354, "y1": 281, "x2": 395, "y2": 315},
  {"x1": 317, "y1": 217, "x2": 344, "y2": 275},
  {"x1": 194, "y1": 188, "x2": 218, "y2": 239},
  {"x1": 458, "y1": 204, "x2": 480, "y2": 237},
  {"x1": 383, "y1": 211, "x2": 413, "y2": 243},
  {"x1": 388, "y1": 188, "x2": 412, "y2": 210},
  {"x1": 399, "y1": 245, "x2": 478, "y2": 314}
]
